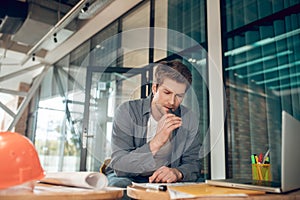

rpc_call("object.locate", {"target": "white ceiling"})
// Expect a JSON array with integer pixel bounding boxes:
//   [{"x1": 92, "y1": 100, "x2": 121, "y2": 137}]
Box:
[
  {"x1": 0, "y1": 0, "x2": 108, "y2": 91},
  {"x1": 0, "y1": 0, "x2": 142, "y2": 102}
]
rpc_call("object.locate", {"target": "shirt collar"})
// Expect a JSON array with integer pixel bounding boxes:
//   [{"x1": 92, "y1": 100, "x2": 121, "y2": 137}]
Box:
[{"x1": 142, "y1": 94, "x2": 153, "y2": 116}]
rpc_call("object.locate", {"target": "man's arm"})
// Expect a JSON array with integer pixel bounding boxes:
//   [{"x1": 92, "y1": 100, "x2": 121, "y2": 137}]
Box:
[
  {"x1": 109, "y1": 102, "x2": 156, "y2": 176},
  {"x1": 176, "y1": 130, "x2": 201, "y2": 181},
  {"x1": 149, "y1": 128, "x2": 201, "y2": 182},
  {"x1": 175, "y1": 111, "x2": 201, "y2": 182},
  {"x1": 149, "y1": 110, "x2": 201, "y2": 183},
  {"x1": 149, "y1": 113, "x2": 182, "y2": 155}
]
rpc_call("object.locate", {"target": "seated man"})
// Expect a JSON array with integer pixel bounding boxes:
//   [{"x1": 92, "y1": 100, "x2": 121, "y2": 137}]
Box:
[{"x1": 106, "y1": 60, "x2": 201, "y2": 197}]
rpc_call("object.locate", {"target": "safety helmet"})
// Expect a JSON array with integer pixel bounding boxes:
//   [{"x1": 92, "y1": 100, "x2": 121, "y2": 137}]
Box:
[{"x1": 0, "y1": 131, "x2": 45, "y2": 189}]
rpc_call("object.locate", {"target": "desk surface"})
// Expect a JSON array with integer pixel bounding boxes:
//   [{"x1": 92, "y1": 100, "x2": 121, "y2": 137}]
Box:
[
  {"x1": 127, "y1": 183, "x2": 300, "y2": 200},
  {"x1": 0, "y1": 183, "x2": 123, "y2": 200}
]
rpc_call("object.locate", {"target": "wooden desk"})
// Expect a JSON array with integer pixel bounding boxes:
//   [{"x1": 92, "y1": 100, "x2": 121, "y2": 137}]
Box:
[
  {"x1": 0, "y1": 183, "x2": 123, "y2": 200},
  {"x1": 127, "y1": 183, "x2": 300, "y2": 200}
]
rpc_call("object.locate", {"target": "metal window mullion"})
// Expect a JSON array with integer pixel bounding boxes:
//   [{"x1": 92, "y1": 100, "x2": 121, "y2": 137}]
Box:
[
  {"x1": 7, "y1": 65, "x2": 51, "y2": 131},
  {"x1": 207, "y1": 0, "x2": 226, "y2": 179}
]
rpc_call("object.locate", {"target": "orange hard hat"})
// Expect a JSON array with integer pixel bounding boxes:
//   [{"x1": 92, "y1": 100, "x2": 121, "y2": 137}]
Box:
[{"x1": 0, "y1": 131, "x2": 45, "y2": 189}]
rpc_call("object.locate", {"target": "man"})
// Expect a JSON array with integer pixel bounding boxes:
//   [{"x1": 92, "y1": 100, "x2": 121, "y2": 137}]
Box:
[{"x1": 106, "y1": 60, "x2": 201, "y2": 190}]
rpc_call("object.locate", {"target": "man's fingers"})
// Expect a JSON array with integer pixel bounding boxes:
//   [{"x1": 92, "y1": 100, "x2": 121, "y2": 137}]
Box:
[
  {"x1": 149, "y1": 170, "x2": 162, "y2": 183},
  {"x1": 149, "y1": 167, "x2": 179, "y2": 183},
  {"x1": 165, "y1": 115, "x2": 181, "y2": 128}
]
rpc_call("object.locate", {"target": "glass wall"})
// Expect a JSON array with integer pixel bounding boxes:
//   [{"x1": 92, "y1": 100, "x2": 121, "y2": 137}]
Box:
[
  {"x1": 122, "y1": 1, "x2": 150, "y2": 68},
  {"x1": 35, "y1": 55, "x2": 82, "y2": 171},
  {"x1": 222, "y1": 0, "x2": 300, "y2": 181},
  {"x1": 168, "y1": 0, "x2": 209, "y2": 178},
  {"x1": 32, "y1": 0, "x2": 209, "y2": 177}
]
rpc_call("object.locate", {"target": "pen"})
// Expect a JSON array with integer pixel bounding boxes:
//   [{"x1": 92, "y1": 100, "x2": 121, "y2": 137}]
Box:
[
  {"x1": 145, "y1": 183, "x2": 167, "y2": 191},
  {"x1": 262, "y1": 149, "x2": 270, "y2": 164},
  {"x1": 251, "y1": 155, "x2": 256, "y2": 164},
  {"x1": 255, "y1": 155, "x2": 259, "y2": 164},
  {"x1": 265, "y1": 156, "x2": 270, "y2": 164},
  {"x1": 258, "y1": 153, "x2": 263, "y2": 163}
]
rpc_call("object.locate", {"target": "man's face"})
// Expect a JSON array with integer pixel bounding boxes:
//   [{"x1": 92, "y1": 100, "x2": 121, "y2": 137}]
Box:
[{"x1": 151, "y1": 78, "x2": 187, "y2": 118}]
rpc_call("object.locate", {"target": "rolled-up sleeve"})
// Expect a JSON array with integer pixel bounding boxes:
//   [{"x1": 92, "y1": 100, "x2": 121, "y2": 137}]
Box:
[{"x1": 109, "y1": 101, "x2": 155, "y2": 176}]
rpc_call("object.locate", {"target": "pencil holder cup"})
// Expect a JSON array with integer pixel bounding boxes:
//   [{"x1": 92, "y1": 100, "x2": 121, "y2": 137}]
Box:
[{"x1": 252, "y1": 164, "x2": 271, "y2": 181}]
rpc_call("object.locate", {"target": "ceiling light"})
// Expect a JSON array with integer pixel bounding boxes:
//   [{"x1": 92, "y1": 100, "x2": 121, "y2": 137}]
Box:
[
  {"x1": 81, "y1": 3, "x2": 90, "y2": 13},
  {"x1": 53, "y1": 33, "x2": 58, "y2": 43},
  {"x1": 238, "y1": 60, "x2": 300, "y2": 78},
  {"x1": 224, "y1": 28, "x2": 300, "y2": 57},
  {"x1": 225, "y1": 50, "x2": 293, "y2": 71},
  {"x1": 269, "y1": 81, "x2": 300, "y2": 90},
  {"x1": 255, "y1": 72, "x2": 300, "y2": 85}
]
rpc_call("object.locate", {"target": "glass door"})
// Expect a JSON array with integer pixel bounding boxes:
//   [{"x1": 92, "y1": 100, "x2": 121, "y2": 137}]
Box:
[{"x1": 80, "y1": 66, "x2": 149, "y2": 171}]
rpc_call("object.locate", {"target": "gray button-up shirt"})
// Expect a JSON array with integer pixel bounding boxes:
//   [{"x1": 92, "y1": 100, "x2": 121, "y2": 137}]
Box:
[{"x1": 108, "y1": 95, "x2": 201, "y2": 182}]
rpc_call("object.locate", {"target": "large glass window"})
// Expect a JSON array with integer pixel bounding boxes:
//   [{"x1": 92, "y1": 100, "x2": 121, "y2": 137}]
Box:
[
  {"x1": 222, "y1": 0, "x2": 300, "y2": 181},
  {"x1": 34, "y1": 0, "x2": 209, "y2": 176},
  {"x1": 163, "y1": 0, "x2": 209, "y2": 179},
  {"x1": 121, "y1": 1, "x2": 150, "y2": 68},
  {"x1": 35, "y1": 40, "x2": 91, "y2": 171}
]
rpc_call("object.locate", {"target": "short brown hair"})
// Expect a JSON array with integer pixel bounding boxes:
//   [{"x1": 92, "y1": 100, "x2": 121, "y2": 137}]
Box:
[{"x1": 154, "y1": 60, "x2": 192, "y2": 89}]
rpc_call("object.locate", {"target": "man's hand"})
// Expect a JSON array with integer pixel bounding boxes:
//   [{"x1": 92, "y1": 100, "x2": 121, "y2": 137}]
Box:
[
  {"x1": 149, "y1": 113, "x2": 181, "y2": 155},
  {"x1": 149, "y1": 166, "x2": 183, "y2": 183}
]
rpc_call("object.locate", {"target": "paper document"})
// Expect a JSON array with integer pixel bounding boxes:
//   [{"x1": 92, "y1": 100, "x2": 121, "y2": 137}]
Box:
[
  {"x1": 40, "y1": 172, "x2": 108, "y2": 190},
  {"x1": 131, "y1": 182, "x2": 264, "y2": 199},
  {"x1": 167, "y1": 183, "x2": 265, "y2": 199},
  {"x1": 132, "y1": 182, "x2": 197, "y2": 191}
]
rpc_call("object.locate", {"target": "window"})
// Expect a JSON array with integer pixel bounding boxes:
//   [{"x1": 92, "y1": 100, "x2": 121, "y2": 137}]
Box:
[
  {"x1": 34, "y1": 0, "x2": 209, "y2": 176},
  {"x1": 222, "y1": 0, "x2": 300, "y2": 181}
]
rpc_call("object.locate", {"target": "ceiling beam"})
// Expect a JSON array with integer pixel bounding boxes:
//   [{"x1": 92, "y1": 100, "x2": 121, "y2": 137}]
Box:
[
  {"x1": 44, "y1": 0, "x2": 143, "y2": 65},
  {"x1": 7, "y1": 65, "x2": 51, "y2": 131},
  {"x1": 0, "y1": 63, "x2": 43, "y2": 82},
  {"x1": 21, "y1": 0, "x2": 89, "y2": 65}
]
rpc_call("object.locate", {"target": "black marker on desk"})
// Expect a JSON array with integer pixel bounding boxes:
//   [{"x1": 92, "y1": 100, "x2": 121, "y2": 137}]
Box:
[
  {"x1": 132, "y1": 182, "x2": 168, "y2": 191},
  {"x1": 145, "y1": 183, "x2": 167, "y2": 191}
]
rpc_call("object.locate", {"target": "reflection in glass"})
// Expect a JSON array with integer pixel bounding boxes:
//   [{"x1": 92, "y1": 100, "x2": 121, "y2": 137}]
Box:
[{"x1": 223, "y1": 0, "x2": 300, "y2": 181}]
